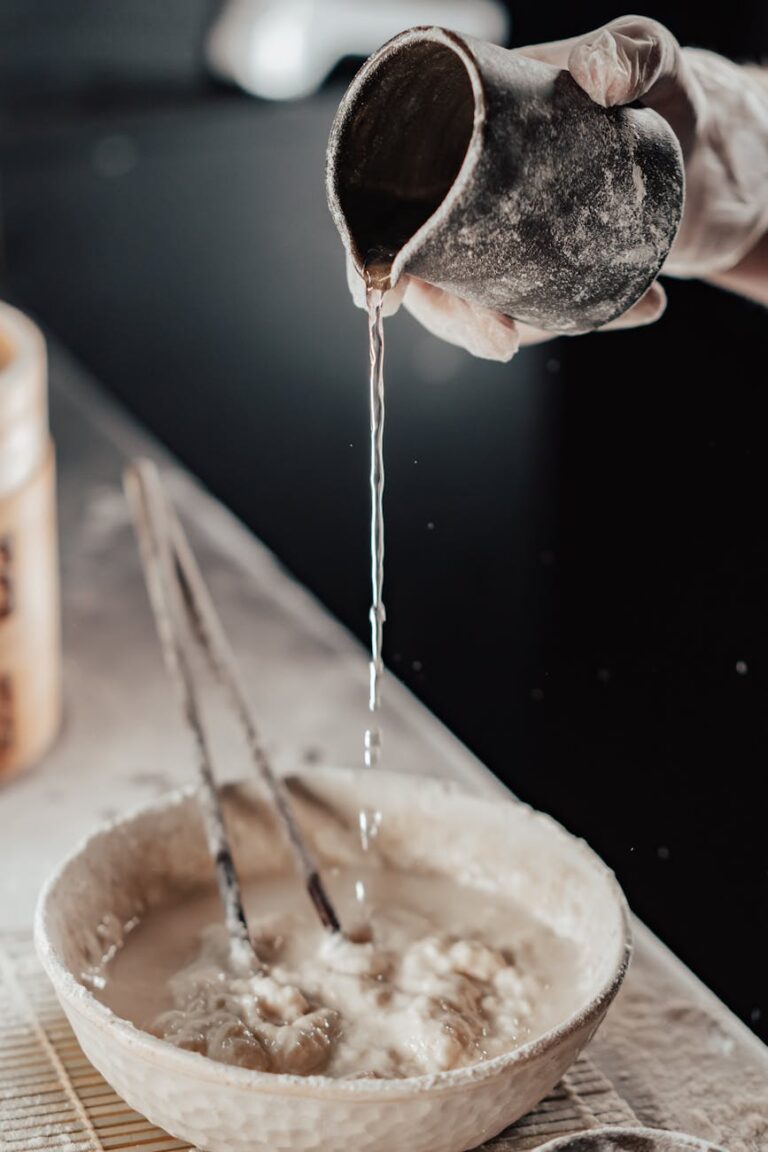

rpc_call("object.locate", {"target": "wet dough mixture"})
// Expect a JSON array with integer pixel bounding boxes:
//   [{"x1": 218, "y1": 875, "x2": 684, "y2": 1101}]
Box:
[{"x1": 96, "y1": 868, "x2": 579, "y2": 1079}]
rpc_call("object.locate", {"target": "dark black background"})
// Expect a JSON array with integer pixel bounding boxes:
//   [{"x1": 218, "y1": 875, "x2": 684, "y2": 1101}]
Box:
[{"x1": 0, "y1": 2, "x2": 766, "y2": 1039}]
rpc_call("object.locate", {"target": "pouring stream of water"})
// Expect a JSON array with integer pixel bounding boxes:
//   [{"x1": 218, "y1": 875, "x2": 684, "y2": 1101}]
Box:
[{"x1": 364, "y1": 277, "x2": 386, "y2": 772}]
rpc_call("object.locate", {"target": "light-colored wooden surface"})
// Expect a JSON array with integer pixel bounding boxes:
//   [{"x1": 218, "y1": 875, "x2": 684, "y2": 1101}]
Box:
[{"x1": 1, "y1": 342, "x2": 766, "y2": 1151}]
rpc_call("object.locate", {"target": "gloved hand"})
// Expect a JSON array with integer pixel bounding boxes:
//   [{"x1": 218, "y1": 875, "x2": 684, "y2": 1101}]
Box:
[{"x1": 348, "y1": 17, "x2": 768, "y2": 360}]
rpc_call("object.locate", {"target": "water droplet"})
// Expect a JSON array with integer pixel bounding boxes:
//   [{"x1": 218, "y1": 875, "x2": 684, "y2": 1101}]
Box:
[
  {"x1": 363, "y1": 727, "x2": 381, "y2": 770},
  {"x1": 359, "y1": 808, "x2": 382, "y2": 852},
  {"x1": 412, "y1": 659, "x2": 423, "y2": 672},
  {"x1": 657, "y1": 845, "x2": 670, "y2": 861},
  {"x1": 530, "y1": 688, "x2": 544, "y2": 702},
  {"x1": 736, "y1": 660, "x2": 748, "y2": 675}
]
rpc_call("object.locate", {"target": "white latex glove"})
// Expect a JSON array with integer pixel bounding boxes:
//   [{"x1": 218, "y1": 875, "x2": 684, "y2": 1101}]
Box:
[{"x1": 348, "y1": 17, "x2": 768, "y2": 361}]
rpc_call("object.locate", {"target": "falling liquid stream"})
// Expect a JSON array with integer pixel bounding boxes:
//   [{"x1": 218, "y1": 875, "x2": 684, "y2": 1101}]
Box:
[
  {"x1": 350, "y1": 262, "x2": 391, "y2": 904},
  {"x1": 364, "y1": 273, "x2": 386, "y2": 772}
]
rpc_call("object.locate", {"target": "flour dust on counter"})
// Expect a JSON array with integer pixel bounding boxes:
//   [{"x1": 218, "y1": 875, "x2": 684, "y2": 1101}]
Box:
[{"x1": 95, "y1": 866, "x2": 581, "y2": 1080}]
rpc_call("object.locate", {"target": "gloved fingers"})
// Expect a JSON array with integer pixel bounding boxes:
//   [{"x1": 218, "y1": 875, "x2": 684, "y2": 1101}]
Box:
[
  {"x1": 512, "y1": 282, "x2": 667, "y2": 340},
  {"x1": 514, "y1": 281, "x2": 667, "y2": 343},
  {"x1": 520, "y1": 16, "x2": 682, "y2": 106},
  {"x1": 514, "y1": 16, "x2": 678, "y2": 81},
  {"x1": 346, "y1": 254, "x2": 367, "y2": 309},
  {"x1": 403, "y1": 279, "x2": 521, "y2": 362},
  {"x1": 520, "y1": 17, "x2": 699, "y2": 152},
  {"x1": 567, "y1": 17, "x2": 682, "y2": 108},
  {"x1": 516, "y1": 321, "x2": 559, "y2": 346},
  {"x1": 345, "y1": 253, "x2": 409, "y2": 316},
  {"x1": 598, "y1": 280, "x2": 668, "y2": 330},
  {"x1": 346, "y1": 260, "x2": 553, "y2": 354},
  {"x1": 355, "y1": 262, "x2": 664, "y2": 352},
  {"x1": 381, "y1": 279, "x2": 408, "y2": 317}
]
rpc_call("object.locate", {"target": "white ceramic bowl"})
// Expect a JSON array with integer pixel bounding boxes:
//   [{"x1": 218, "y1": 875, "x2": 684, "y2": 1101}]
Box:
[{"x1": 35, "y1": 768, "x2": 631, "y2": 1152}]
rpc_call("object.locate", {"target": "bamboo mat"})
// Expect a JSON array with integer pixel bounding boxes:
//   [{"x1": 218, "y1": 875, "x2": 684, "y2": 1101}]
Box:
[{"x1": 0, "y1": 930, "x2": 637, "y2": 1152}]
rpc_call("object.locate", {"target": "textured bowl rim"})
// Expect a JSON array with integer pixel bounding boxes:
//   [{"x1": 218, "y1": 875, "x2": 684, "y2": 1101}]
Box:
[{"x1": 35, "y1": 767, "x2": 632, "y2": 1101}]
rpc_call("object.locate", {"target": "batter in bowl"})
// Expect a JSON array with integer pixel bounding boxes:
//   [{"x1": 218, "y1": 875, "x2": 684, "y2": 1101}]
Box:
[{"x1": 94, "y1": 866, "x2": 581, "y2": 1079}]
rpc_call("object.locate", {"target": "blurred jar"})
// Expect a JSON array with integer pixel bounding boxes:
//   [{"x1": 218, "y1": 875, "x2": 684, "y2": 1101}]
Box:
[{"x1": 0, "y1": 303, "x2": 60, "y2": 782}]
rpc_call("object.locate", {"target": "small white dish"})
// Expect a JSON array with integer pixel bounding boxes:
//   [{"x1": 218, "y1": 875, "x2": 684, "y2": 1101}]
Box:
[
  {"x1": 35, "y1": 768, "x2": 631, "y2": 1152},
  {"x1": 537, "y1": 1127, "x2": 726, "y2": 1152}
]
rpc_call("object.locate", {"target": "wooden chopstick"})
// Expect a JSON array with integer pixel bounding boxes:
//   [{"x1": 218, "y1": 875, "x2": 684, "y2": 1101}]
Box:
[
  {"x1": 125, "y1": 458, "x2": 342, "y2": 941},
  {"x1": 124, "y1": 460, "x2": 259, "y2": 974}
]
